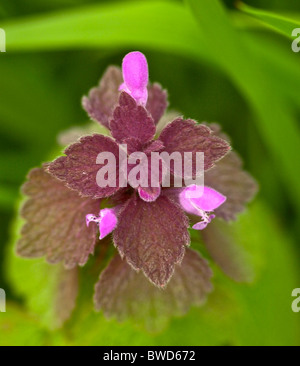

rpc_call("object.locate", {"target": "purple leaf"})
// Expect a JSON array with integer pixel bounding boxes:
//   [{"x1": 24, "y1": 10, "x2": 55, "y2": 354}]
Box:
[
  {"x1": 110, "y1": 92, "x2": 156, "y2": 144},
  {"x1": 122, "y1": 137, "x2": 143, "y2": 155},
  {"x1": 143, "y1": 139, "x2": 165, "y2": 154},
  {"x1": 48, "y1": 134, "x2": 120, "y2": 199},
  {"x1": 113, "y1": 194, "x2": 190, "y2": 287},
  {"x1": 82, "y1": 66, "x2": 123, "y2": 128},
  {"x1": 159, "y1": 118, "x2": 231, "y2": 175},
  {"x1": 146, "y1": 83, "x2": 168, "y2": 125},
  {"x1": 94, "y1": 249, "x2": 212, "y2": 329},
  {"x1": 108, "y1": 187, "x2": 134, "y2": 206},
  {"x1": 17, "y1": 167, "x2": 100, "y2": 268}
]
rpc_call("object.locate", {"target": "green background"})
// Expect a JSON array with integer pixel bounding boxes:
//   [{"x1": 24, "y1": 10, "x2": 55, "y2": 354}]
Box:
[{"x1": 0, "y1": 0, "x2": 299, "y2": 346}]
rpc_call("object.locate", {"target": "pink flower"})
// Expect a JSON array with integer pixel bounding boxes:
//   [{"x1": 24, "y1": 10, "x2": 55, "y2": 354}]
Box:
[
  {"x1": 179, "y1": 185, "x2": 226, "y2": 230},
  {"x1": 119, "y1": 51, "x2": 149, "y2": 106},
  {"x1": 86, "y1": 207, "x2": 119, "y2": 240}
]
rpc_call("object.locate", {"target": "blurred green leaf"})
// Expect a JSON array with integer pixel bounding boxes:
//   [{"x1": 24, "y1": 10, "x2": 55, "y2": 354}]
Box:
[
  {"x1": 186, "y1": 0, "x2": 300, "y2": 215},
  {"x1": 0, "y1": 55, "x2": 78, "y2": 187},
  {"x1": 0, "y1": 186, "x2": 17, "y2": 210},
  {"x1": 242, "y1": 31, "x2": 300, "y2": 109},
  {"x1": 3, "y1": 1, "x2": 202, "y2": 56},
  {"x1": 0, "y1": 303, "x2": 67, "y2": 346},
  {"x1": 237, "y1": 2, "x2": 300, "y2": 38}
]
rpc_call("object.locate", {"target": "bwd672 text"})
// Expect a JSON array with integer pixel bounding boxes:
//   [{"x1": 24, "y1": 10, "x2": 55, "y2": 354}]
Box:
[{"x1": 103, "y1": 350, "x2": 196, "y2": 363}]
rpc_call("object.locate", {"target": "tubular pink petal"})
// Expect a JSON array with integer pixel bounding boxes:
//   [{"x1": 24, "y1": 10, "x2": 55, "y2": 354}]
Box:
[
  {"x1": 189, "y1": 185, "x2": 226, "y2": 212},
  {"x1": 120, "y1": 51, "x2": 149, "y2": 105},
  {"x1": 99, "y1": 208, "x2": 118, "y2": 240},
  {"x1": 86, "y1": 208, "x2": 118, "y2": 240},
  {"x1": 86, "y1": 214, "x2": 101, "y2": 227},
  {"x1": 192, "y1": 221, "x2": 209, "y2": 231},
  {"x1": 179, "y1": 185, "x2": 226, "y2": 230},
  {"x1": 138, "y1": 186, "x2": 161, "y2": 202},
  {"x1": 192, "y1": 215, "x2": 215, "y2": 231},
  {"x1": 180, "y1": 185, "x2": 226, "y2": 215}
]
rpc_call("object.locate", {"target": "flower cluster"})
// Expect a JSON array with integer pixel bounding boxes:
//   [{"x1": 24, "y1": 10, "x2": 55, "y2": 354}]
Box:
[{"x1": 17, "y1": 52, "x2": 257, "y2": 323}]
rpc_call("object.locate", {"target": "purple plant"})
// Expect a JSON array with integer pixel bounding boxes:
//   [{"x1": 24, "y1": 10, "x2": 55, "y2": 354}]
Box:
[{"x1": 17, "y1": 52, "x2": 257, "y2": 323}]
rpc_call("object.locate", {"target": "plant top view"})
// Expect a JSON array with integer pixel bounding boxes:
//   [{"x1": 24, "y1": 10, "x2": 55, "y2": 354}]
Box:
[{"x1": 0, "y1": 0, "x2": 299, "y2": 347}]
